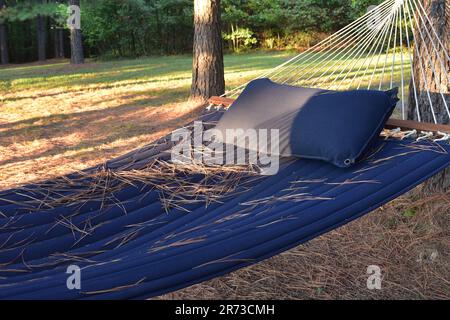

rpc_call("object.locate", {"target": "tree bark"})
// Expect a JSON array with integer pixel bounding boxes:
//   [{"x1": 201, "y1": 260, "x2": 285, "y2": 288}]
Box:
[
  {"x1": 54, "y1": 28, "x2": 64, "y2": 58},
  {"x1": 190, "y1": 0, "x2": 225, "y2": 101},
  {"x1": 54, "y1": 29, "x2": 58, "y2": 58},
  {"x1": 59, "y1": 29, "x2": 65, "y2": 57},
  {"x1": 36, "y1": 0, "x2": 47, "y2": 62},
  {"x1": 0, "y1": 0, "x2": 8, "y2": 64},
  {"x1": 69, "y1": 0, "x2": 84, "y2": 64},
  {"x1": 408, "y1": 0, "x2": 449, "y2": 192}
]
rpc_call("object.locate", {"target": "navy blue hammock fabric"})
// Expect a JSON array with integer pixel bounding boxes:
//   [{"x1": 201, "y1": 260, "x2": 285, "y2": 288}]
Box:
[{"x1": 0, "y1": 109, "x2": 449, "y2": 300}]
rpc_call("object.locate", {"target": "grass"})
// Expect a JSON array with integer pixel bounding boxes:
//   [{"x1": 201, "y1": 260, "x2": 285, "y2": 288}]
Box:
[
  {"x1": 0, "y1": 51, "x2": 448, "y2": 300},
  {"x1": 0, "y1": 52, "x2": 290, "y2": 189}
]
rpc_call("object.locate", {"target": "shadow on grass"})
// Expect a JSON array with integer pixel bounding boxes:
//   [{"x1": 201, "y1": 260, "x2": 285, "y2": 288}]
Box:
[
  {"x1": 0, "y1": 107, "x2": 201, "y2": 169},
  {"x1": 2, "y1": 75, "x2": 192, "y2": 102},
  {"x1": 0, "y1": 88, "x2": 193, "y2": 166},
  {"x1": 0, "y1": 53, "x2": 290, "y2": 96}
]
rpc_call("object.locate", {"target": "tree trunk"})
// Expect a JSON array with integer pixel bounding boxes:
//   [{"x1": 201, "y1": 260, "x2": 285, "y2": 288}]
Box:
[
  {"x1": 408, "y1": 0, "x2": 449, "y2": 192},
  {"x1": 54, "y1": 29, "x2": 58, "y2": 58},
  {"x1": 0, "y1": 0, "x2": 8, "y2": 65},
  {"x1": 59, "y1": 29, "x2": 64, "y2": 58},
  {"x1": 190, "y1": 0, "x2": 225, "y2": 102},
  {"x1": 54, "y1": 28, "x2": 64, "y2": 58},
  {"x1": 69, "y1": 0, "x2": 84, "y2": 64},
  {"x1": 36, "y1": 13, "x2": 47, "y2": 61}
]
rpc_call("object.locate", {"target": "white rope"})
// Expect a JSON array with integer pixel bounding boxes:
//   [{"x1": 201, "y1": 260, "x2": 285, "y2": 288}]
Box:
[
  {"x1": 306, "y1": 11, "x2": 392, "y2": 86},
  {"x1": 409, "y1": 0, "x2": 450, "y2": 83},
  {"x1": 277, "y1": 11, "x2": 390, "y2": 85},
  {"x1": 270, "y1": 17, "x2": 377, "y2": 82},
  {"x1": 225, "y1": 0, "x2": 396, "y2": 96},
  {"x1": 401, "y1": 1, "x2": 421, "y2": 122},
  {"x1": 310, "y1": 11, "x2": 395, "y2": 89},
  {"x1": 434, "y1": 132, "x2": 450, "y2": 142},
  {"x1": 412, "y1": 0, "x2": 450, "y2": 62},
  {"x1": 356, "y1": 10, "x2": 398, "y2": 89},
  {"x1": 398, "y1": 6, "x2": 406, "y2": 120},
  {"x1": 351, "y1": 17, "x2": 394, "y2": 89},
  {"x1": 368, "y1": 4, "x2": 397, "y2": 90},
  {"x1": 388, "y1": 8, "x2": 397, "y2": 90},
  {"x1": 307, "y1": 3, "x2": 398, "y2": 88},
  {"x1": 402, "y1": 129, "x2": 417, "y2": 139},
  {"x1": 221, "y1": 0, "x2": 450, "y2": 127},
  {"x1": 225, "y1": 2, "x2": 387, "y2": 96},
  {"x1": 417, "y1": 131, "x2": 434, "y2": 141},
  {"x1": 333, "y1": 17, "x2": 394, "y2": 90},
  {"x1": 273, "y1": 0, "x2": 397, "y2": 84},
  {"x1": 405, "y1": 0, "x2": 437, "y2": 123}
]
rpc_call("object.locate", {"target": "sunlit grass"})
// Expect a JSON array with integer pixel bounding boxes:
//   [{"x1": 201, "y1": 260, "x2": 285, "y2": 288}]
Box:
[
  {"x1": 0, "y1": 52, "x2": 291, "y2": 95},
  {"x1": 0, "y1": 52, "x2": 291, "y2": 188}
]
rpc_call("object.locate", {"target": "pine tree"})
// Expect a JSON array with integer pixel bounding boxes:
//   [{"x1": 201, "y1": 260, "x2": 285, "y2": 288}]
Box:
[
  {"x1": 69, "y1": 0, "x2": 84, "y2": 64},
  {"x1": 0, "y1": 0, "x2": 9, "y2": 64},
  {"x1": 190, "y1": 0, "x2": 225, "y2": 101},
  {"x1": 408, "y1": 0, "x2": 449, "y2": 191}
]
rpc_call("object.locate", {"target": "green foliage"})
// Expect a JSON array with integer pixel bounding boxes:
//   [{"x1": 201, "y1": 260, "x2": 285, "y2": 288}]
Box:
[
  {"x1": 351, "y1": 0, "x2": 385, "y2": 18},
  {"x1": 220, "y1": 0, "x2": 372, "y2": 52},
  {"x1": 280, "y1": 0, "x2": 354, "y2": 33},
  {"x1": 264, "y1": 31, "x2": 328, "y2": 51},
  {"x1": 2, "y1": 0, "x2": 389, "y2": 62},
  {"x1": 223, "y1": 27, "x2": 257, "y2": 52},
  {"x1": 246, "y1": 0, "x2": 284, "y2": 30},
  {"x1": 221, "y1": 0, "x2": 248, "y2": 27},
  {"x1": 0, "y1": 1, "x2": 67, "y2": 24},
  {"x1": 82, "y1": 0, "x2": 193, "y2": 57}
]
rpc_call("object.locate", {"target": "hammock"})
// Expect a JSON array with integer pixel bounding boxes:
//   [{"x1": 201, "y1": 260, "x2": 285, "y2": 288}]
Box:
[{"x1": 0, "y1": 0, "x2": 449, "y2": 299}]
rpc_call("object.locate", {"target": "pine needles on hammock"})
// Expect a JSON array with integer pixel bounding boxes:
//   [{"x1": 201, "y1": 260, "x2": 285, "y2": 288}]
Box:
[
  {"x1": 115, "y1": 159, "x2": 263, "y2": 212},
  {"x1": 0, "y1": 118, "x2": 270, "y2": 215},
  {"x1": 4, "y1": 158, "x2": 262, "y2": 215}
]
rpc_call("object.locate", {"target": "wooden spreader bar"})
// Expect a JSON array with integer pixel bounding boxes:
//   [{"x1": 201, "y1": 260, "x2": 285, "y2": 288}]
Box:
[{"x1": 208, "y1": 96, "x2": 450, "y2": 134}]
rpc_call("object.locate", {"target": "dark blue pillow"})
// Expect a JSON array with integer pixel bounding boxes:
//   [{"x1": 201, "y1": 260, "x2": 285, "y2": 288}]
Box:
[
  {"x1": 289, "y1": 88, "x2": 398, "y2": 167},
  {"x1": 215, "y1": 78, "x2": 398, "y2": 167}
]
